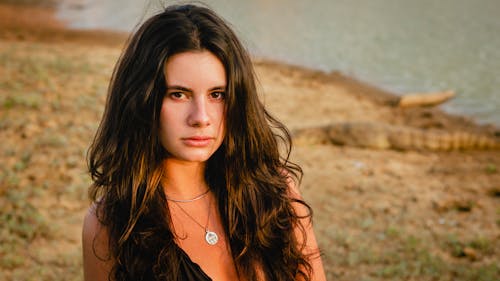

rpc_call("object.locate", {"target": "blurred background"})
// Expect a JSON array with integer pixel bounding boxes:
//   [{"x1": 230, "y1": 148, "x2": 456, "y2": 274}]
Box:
[
  {"x1": 57, "y1": 0, "x2": 499, "y2": 126},
  {"x1": 0, "y1": 0, "x2": 499, "y2": 280}
]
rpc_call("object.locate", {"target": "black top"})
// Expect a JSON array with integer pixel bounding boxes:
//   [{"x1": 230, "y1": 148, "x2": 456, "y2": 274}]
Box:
[{"x1": 176, "y1": 245, "x2": 212, "y2": 281}]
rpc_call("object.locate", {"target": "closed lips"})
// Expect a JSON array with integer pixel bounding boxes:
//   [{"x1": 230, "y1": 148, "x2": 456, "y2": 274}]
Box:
[
  {"x1": 183, "y1": 136, "x2": 213, "y2": 140},
  {"x1": 181, "y1": 136, "x2": 214, "y2": 146}
]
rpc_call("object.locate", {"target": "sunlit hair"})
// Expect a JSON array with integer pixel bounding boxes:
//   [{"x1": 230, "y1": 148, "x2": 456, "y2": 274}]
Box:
[{"x1": 88, "y1": 4, "x2": 313, "y2": 280}]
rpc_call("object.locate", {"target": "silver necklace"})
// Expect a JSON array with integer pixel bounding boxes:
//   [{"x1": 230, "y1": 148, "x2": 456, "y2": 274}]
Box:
[
  {"x1": 172, "y1": 195, "x2": 219, "y2": 245},
  {"x1": 165, "y1": 189, "x2": 210, "y2": 203}
]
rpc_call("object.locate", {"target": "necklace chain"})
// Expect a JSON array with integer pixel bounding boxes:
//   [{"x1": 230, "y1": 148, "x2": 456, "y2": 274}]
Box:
[
  {"x1": 165, "y1": 188, "x2": 210, "y2": 203},
  {"x1": 172, "y1": 196, "x2": 212, "y2": 231},
  {"x1": 172, "y1": 194, "x2": 219, "y2": 245}
]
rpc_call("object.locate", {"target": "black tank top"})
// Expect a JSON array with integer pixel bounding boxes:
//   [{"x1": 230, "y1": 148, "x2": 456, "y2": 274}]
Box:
[{"x1": 176, "y1": 245, "x2": 212, "y2": 281}]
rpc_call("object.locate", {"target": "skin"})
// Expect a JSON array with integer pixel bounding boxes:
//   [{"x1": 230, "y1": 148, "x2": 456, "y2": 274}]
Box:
[
  {"x1": 159, "y1": 51, "x2": 226, "y2": 166},
  {"x1": 160, "y1": 51, "x2": 238, "y2": 280},
  {"x1": 82, "y1": 50, "x2": 326, "y2": 281}
]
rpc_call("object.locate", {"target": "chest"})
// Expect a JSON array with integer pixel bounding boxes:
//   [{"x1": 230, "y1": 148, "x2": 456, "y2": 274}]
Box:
[{"x1": 169, "y1": 203, "x2": 239, "y2": 280}]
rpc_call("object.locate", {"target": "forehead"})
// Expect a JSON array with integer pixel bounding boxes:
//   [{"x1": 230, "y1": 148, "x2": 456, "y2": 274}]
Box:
[{"x1": 163, "y1": 51, "x2": 226, "y2": 87}]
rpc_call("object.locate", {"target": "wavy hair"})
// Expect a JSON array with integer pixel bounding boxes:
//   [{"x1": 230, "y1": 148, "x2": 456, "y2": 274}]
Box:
[{"x1": 87, "y1": 4, "x2": 313, "y2": 281}]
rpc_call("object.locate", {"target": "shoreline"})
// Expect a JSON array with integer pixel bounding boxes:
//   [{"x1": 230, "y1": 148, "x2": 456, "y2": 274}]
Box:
[
  {"x1": 0, "y1": 2, "x2": 128, "y2": 46},
  {"x1": 51, "y1": 0, "x2": 500, "y2": 127},
  {"x1": 1, "y1": 2, "x2": 499, "y2": 280},
  {"x1": 1, "y1": 2, "x2": 498, "y2": 132}
]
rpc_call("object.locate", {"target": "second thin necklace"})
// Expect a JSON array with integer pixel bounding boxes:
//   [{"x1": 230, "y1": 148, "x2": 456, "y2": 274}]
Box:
[{"x1": 171, "y1": 194, "x2": 219, "y2": 245}]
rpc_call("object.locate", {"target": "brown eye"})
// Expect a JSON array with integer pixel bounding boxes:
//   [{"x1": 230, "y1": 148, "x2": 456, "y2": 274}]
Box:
[
  {"x1": 169, "y1": 92, "x2": 185, "y2": 99},
  {"x1": 210, "y1": 91, "x2": 225, "y2": 100}
]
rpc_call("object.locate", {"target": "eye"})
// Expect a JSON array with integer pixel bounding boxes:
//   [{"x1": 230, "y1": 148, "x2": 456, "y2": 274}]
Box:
[
  {"x1": 168, "y1": 92, "x2": 186, "y2": 100},
  {"x1": 210, "y1": 91, "x2": 225, "y2": 100}
]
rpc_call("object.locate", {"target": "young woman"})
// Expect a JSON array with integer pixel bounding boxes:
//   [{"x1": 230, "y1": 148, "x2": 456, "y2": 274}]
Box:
[{"x1": 82, "y1": 4, "x2": 326, "y2": 281}]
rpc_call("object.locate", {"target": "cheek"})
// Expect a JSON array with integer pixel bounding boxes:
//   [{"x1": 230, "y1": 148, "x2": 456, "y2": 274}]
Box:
[
  {"x1": 216, "y1": 108, "x2": 226, "y2": 135},
  {"x1": 160, "y1": 103, "x2": 176, "y2": 128},
  {"x1": 159, "y1": 107, "x2": 168, "y2": 132},
  {"x1": 159, "y1": 105, "x2": 176, "y2": 140}
]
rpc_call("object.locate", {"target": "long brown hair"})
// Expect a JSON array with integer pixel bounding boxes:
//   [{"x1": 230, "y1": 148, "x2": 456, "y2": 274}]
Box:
[{"x1": 88, "y1": 4, "x2": 313, "y2": 280}]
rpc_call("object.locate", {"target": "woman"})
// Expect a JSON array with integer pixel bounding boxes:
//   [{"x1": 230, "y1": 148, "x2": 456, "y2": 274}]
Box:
[{"x1": 82, "y1": 4, "x2": 326, "y2": 281}]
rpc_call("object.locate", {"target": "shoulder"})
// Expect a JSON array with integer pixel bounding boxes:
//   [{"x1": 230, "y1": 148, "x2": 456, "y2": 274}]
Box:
[
  {"x1": 281, "y1": 169, "x2": 310, "y2": 216},
  {"x1": 82, "y1": 204, "x2": 101, "y2": 238},
  {"x1": 282, "y1": 170, "x2": 327, "y2": 281},
  {"x1": 82, "y1": 204, "x2": 108, "y2": 251},
  {"x1": 279, "y1": 168, "x2": 301, "y2": 195},
  {"x1": 82, "y1": 204, "x2": 113, "y2": 281}
]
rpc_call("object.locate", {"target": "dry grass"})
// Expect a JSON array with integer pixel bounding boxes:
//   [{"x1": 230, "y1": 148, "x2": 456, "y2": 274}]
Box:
[{"x1": 0, "y1": 39, "x2": 117, "y2": 280}]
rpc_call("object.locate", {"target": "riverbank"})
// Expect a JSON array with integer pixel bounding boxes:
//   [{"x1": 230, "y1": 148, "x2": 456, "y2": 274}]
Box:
[{"x1": 0, "y1": 3, "x2": 498, "y2": 280}]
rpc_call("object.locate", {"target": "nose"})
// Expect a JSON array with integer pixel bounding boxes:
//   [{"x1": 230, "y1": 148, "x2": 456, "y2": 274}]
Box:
[{"x1": 187, "y1": 96, "x2": 210, "y2": 127}]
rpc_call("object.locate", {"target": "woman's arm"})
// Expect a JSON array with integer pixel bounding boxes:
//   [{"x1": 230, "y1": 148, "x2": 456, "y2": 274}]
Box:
[
  {"x1": 287, "y1": 178, "x2": 327, "y2": 281},
  {"x1": 82, "y1": 206, "x2": 114, "y2": 281}
]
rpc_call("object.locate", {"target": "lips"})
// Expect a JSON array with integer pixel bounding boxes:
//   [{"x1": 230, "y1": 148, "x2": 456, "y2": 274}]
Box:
[{"x1": 181, "y1": 136, "x2": 214, "y2": 147}]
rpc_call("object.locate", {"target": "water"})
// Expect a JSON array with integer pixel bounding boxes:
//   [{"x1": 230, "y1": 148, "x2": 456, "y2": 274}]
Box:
[{"x1": 57, "y1": 0, "x2": 500, "y2": 125}]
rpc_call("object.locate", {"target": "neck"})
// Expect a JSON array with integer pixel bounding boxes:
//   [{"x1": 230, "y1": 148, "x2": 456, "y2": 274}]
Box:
[{"x1": 161, "y1": 158, "x2": 208, "y2": 200}]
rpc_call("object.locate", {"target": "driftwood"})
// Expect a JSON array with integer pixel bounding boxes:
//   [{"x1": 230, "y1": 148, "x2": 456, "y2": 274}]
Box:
[
  {"x1": 292, "y1": 122, "x2": 500, "y2": 151},
  {"x1": 398, "y1": 91, "x2": 455, "y2": 108}
]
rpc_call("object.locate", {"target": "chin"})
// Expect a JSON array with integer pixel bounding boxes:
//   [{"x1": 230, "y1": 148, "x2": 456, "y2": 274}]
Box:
[{"x1": 174, "y1": 151, "x2": 214, "y2": 163}]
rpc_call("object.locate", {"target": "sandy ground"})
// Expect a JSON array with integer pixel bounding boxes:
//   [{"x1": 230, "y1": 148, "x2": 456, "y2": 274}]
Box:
[{"x1": 0, "y1": 3, "x2": 499, "y2": 281}]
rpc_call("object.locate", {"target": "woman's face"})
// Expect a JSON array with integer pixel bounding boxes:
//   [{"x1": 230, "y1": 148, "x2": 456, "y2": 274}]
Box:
[{"x1": 159, "y1": 51, "x2": 226, "y2": 163}]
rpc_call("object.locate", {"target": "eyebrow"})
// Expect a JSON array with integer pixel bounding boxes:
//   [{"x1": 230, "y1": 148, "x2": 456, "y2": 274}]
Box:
[{"x1": 166, "y1": 85, "x2": 227, "y2": 92}]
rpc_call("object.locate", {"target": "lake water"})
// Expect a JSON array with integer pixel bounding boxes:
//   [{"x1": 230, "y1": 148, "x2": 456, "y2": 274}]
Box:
[{"x1": 57, "y1": 0, "x2": 500, "y2": 125}]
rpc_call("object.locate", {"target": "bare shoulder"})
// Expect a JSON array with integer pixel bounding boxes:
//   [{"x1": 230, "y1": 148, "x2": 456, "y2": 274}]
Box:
[
  {"x1": 283, "y1": 171, "x2": 327, "y2": 281},
  {"x1": 279, "y1": 168, "x2": 301, "y2": 197},
  {"x1": 82, "y1": 204, "x2": 108, "y2": 250},
  {"x1": 83, "y1": 204, "x2": 101, "y2": 238},
  {"x1": 82, "y1": 204, "x2": 113, "y2": 281}
]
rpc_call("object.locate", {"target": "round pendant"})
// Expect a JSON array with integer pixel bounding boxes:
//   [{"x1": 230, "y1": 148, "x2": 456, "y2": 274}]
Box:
[{"x1": 205, "y1": 230, "x2": 218, "y2": 245}]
